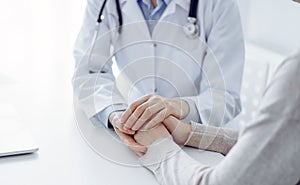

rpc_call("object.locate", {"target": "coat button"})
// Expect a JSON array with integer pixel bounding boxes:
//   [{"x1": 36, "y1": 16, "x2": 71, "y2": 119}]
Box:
[
  {"x1": 153, "y1": 43, "x2": 157, "y2": 47},
  {"x1": 154, "y1": 88, "x2": 158, "y2": 93}
]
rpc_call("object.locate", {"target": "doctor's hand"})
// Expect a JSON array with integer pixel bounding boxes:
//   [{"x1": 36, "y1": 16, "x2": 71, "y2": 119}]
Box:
[
  {"x1": 120, "y1": 94, "x2": 190, "y2": 132},
  {"x1": 134, "y1": 124, "x2": 172, "y2": 148}
]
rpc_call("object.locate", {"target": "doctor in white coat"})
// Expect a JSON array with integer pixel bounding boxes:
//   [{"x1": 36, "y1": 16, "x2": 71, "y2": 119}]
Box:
[{"x1": 73, "y1": 0, "x2": 245, "y2": 156}]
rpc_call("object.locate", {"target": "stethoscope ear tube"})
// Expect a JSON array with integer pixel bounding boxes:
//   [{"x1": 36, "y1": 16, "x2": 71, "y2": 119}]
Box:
[
  {"x1": 189, "y1": 0, "x2": 199, "y2": 19},
  {"x1": 97, "y1": 0, "x2": 107, "y2": 23},
  {"x1": 115, "y1": 0, "x2": 123, "y2": 33},
  {"x1": 90, "y1": 0, "x2": 123, "y2": 72},
  {"x1": 98, "y1": 0, "x2": 123, "y2": 33}
]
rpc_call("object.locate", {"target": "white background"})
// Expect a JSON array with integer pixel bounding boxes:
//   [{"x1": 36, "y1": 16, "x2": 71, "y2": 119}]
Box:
[{"x1": 238, "y1": 0, "x2": 300, "y2": 55}]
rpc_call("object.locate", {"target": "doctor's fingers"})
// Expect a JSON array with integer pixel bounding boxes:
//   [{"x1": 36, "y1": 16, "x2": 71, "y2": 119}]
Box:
[
  {"x1": 121, "y1": 94, "x2": 153, "y2": 123},
  {"x1": 112, "y1": 117, "x2": 135, "y2": 135},
  {"x1": 123, "y1": 101, "x2": 152, "y2": 129},
  {"x1": 116, "y1": 124, "x2": 135, "y2": 135},
  {"x1": 143, "y1": 109, "x2": 169, "y2": 130},
  {"x1": 131, "y1": 103, "x2": 166, "y2": 131}
]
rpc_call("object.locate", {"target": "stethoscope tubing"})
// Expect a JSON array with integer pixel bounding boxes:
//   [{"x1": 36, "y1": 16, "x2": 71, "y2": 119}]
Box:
[
  {"x1": 88, "y1": 0, "x2": 201, "y2": 73},
  {"x1": 97, "y1": 0, "x2": 199, "y2": 35}
]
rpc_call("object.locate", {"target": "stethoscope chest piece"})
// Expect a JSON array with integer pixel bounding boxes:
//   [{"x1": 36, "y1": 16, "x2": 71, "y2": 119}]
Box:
[{"x1": 184, "y1": 17, "x2": 200, "y2": 39}]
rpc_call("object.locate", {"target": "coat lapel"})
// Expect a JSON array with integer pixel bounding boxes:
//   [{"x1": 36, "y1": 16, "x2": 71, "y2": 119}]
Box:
[
  {"x1": 152, "y1": 0, "x2": 190, "y2": 37},
  {"x1": 120, "y1": 0, "x2": 151, "y2": 40},
  {"x1": 159, "y1": 0, "x2": 189, "y2": 21}
]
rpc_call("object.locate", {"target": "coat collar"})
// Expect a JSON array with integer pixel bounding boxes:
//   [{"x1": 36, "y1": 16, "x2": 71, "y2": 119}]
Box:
[
  {"x1": 117, "y1": 0, "x2": 189, "y2": 39},
  {"x1": 119, "y1": 0, "x2": 189, "y2": 19},
  {"x1": 138, "y1": 0, "x2": 172, "y2": 9}
]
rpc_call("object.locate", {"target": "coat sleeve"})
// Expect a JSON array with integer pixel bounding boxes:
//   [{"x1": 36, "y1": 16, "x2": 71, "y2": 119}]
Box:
[
  {"x1": 181, "y1": 0, "x2": 245, "y2": 126},
  {"x1": 72, "y1": 0, "x2": 127, "y2": 127}
]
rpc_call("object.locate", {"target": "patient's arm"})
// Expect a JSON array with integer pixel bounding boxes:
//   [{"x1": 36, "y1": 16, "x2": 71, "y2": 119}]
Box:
[
  {"x1": 163, "y1": 116, "x2": 238, "y2": 155},
  {"x1": 185, "y1": 121, "x2": 238, "y2": 155}
]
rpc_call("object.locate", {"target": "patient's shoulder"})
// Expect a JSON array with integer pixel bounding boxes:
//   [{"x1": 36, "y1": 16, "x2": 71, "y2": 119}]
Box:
[
  {"x1": 258, "y1": 51, "x2": 300, "y2": 117},
  {"x1": 275, "y1": 51, "x2": 300, "y2": 79}
]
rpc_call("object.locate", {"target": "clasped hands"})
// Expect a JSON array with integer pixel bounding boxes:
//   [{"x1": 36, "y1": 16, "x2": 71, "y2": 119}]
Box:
[{"x1": 109, "y1": 94, "x2": 191, "y2": 157}]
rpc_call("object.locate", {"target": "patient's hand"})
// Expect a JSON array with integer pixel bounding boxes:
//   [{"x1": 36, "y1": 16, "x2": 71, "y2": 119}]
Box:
[
  {"x1": 134, "y1": 124, "x2": 172, "y2": 147},
  {"x1": 163, "y1": 116, "x2": 191, "y2": 145},
  {"x1": 114, "y1": 127, "x2": 147, "y2": 157},
  {"x1": 110, "y1": 111, "x2": 147, "y2": 157}
]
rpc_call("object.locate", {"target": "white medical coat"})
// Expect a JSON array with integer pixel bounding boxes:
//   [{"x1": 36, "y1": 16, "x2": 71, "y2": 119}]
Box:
[{"x1": 73, "y1": 0, "x2": 245, "y2": 127}]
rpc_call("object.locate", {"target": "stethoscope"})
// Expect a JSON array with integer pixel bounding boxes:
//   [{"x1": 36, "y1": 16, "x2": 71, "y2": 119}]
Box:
[
  {"x1": 88, "y1": 0, "x2": 200, "y2": 70},
  {"x1": 96, "y1": 0, "x2": 200, "y2": 37}
]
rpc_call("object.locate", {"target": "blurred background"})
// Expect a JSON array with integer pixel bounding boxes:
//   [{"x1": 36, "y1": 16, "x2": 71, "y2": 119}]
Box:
[{"x1": 240, "y1": 0, "x2": 300, "y2": 55}]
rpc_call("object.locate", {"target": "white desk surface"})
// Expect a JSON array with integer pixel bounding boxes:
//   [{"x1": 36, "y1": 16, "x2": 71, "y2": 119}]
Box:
[
  {"x1": 0, "y1": 1, "x2": 223, "y2": 184},
  {"x1": 0, "y1": 81, "x2": 224, "y2": 185},
  {"x1": 0, "y1": 81, "x2": 223, "y2": 185}
]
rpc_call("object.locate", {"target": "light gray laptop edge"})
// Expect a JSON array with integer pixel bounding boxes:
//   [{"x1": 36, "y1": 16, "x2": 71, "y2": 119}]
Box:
[{"x1": 0, "y1": 104, "x2": 39, "y2": 157}]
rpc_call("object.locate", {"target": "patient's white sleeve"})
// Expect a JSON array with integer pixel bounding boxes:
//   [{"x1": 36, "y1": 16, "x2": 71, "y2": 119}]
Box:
[{"x1": 139, "y1": 138, "x2": 218, "y2": 185}]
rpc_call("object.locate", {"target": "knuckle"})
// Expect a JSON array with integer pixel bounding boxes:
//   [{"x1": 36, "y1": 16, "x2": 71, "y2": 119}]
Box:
[
  {"x1": 162, "y1": 99, "x2": 170, "y2": 107},
  {"x1": 146, "y1": 94, "x2": 154, "y2": 98},
  {"x1": 134, "y1": 105, "x2": 146, "y2": 115},
  {"x1": 144, "y1": 108, "x2": 152, "y2": 116},
  {"x1": 154, "y1": 96, "x2": 165, "y2": 104},
  {"x1": 152, "y1": 95, "x2": 160, "y2": 101},
  {"x1": 136, "y1": 105, "x2": 145, "y2": 113},
  {"x1": 129, "y1": 104, "x2": 136, "y2": 112}
]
